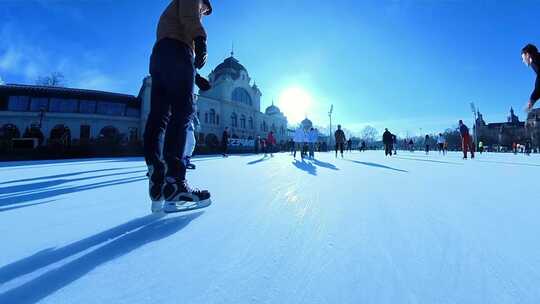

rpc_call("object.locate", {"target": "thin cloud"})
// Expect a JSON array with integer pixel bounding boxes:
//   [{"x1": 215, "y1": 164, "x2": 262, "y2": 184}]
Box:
[{"x1": 0, "y1": 22, "x2": 120, "y2": 91}]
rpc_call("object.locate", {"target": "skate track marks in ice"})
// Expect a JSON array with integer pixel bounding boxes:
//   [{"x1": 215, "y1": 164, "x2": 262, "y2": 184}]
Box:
[{"x1": 0, "y1": 151, "x2": 539, "y2": 303}]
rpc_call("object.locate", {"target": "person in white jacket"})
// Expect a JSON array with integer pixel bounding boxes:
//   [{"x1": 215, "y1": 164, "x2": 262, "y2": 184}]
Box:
[
  {"x1": 307, "y1": 128, "x2": 318, "y2": 159},
  {"x1": 437, "y1": 133, "x2": 446, "y2": 155},
  {"x1": 293, "y1": 127, "x2": 306, "y2": 159}
]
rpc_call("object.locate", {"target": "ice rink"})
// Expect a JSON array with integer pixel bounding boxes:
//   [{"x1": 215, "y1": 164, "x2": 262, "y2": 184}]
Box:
[{"x1": 1, "y1": 151, "x2": 539, "y2": 303}]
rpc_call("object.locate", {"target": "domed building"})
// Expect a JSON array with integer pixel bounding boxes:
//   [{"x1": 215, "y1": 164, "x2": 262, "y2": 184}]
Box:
[
  {"x1": 301, "y1": 117, "x2": 313, "y2": 130},
  {"x1": 194, "y1": 53, "x2": 288, "y2": 148}
]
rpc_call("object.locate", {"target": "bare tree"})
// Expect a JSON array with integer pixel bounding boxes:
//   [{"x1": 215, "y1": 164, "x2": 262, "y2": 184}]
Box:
[
  {"x1": 36, "y1": 72, "x2": 65, "y2": 87},
  {"x1": 360, "y1": 125, "x2": 378, "y2": 143}
]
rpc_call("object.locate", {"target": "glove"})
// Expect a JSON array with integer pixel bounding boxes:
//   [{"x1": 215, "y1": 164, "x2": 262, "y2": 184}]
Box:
[
  {"x1": 195, "y1": 73, "x2": 211, "y2": 91},
  {"x1": 194, "y1": 36, "x2": 207, "y2": 69}
]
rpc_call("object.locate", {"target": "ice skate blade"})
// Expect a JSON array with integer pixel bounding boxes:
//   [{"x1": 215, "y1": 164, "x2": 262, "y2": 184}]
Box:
[{"x1": 163, "y1": 199, "x2": 212, "y2": 213}]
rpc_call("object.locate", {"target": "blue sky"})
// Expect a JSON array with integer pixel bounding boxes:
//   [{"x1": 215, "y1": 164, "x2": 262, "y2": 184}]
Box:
[{"x1": 0, "y1": 0, "x2": 538, "y2": 136}]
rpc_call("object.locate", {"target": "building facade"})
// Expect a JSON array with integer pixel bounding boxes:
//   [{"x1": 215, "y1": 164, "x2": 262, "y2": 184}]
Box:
[
  {"x1": 191, "y1": 54, "x2": 288, "y2": 147},
  {"x1": 476, "y1": 107, "x2": 540, "y2": 148},
  {"x1": 0, "y1": 84, "x2": 142, "y2": 150},
  {"x1": 1, "y1": 54, "x2": 288, "y2": 154}
]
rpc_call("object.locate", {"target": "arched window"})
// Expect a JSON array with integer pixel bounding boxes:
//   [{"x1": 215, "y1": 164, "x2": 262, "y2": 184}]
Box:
[
  {"x1": 263, "y1": 121, "x2": 267, "y2": 132},
  {"x1": 271, "y1": 123, "x2": 276, "y2": 132},
  {"x1": 0, "y1": 124, "x2": 21, "y2": 140},
  {"x1": 204, "y1": 112, "x2": 208, "y2": 124},
  {"x1": 231, "y1": 113, "x2": 238, "y2": 127},
  {"x1": 240, "y1": 115, "x2": 246, "y2": 129},
  {"x1": 209, "y1": 109, "x2": 216, "y2": 124},
  {"x1": 248, "y1": 117, "x2": 254, "y2": 129},
  {"x1": 232, "y1": 88, "x2": 252, "y2": 105},
  {"x1": 281, "y1": 126, "x2": 285, "y2": 135}
]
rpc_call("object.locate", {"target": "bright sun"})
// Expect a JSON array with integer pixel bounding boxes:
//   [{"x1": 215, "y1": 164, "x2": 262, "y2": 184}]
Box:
[{"x1": 277, "y1": 87, "x2": 313, "y2": 123}]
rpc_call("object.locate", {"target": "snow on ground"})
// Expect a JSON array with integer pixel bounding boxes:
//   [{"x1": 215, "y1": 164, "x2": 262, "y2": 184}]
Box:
[{"x1": 0, "y1": 151, "x2": 539, "y2": 304}]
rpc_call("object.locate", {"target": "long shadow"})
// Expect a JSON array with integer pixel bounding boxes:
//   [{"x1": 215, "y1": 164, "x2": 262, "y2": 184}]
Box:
[
  {"x1": 311, "y1": 158, "x2": 339, "y2": 171},
  {"x1": 394, "y1": 157, "x2": 462, "y2": 165},
  {"x1": 292, "y1": 160, "x2": 317, "y2": 176},
  {"x1": 0, "y1": 159, "x2": 122, "y2": 170},
  {"x1": 0, "y1": 166, "x2": 146, "y2": 186},
  {"x1": 1, "y1": 170, "x2": 148, "y2": 198},
  {"x1": 0, "y1": 212, "x2": 203, "y2": 304},
  {"x1": 247, "y1": 156, "x2": 270, "y2": 165},
  {"x1": 0, "y1": 176, "x2": 147, "y2": 209},
  {"x1": 348, "y1": 160, "x2": 408, "y2": 173},
  {"x1": 0, "y1": 200, "x2": 58, "y2": 213}
]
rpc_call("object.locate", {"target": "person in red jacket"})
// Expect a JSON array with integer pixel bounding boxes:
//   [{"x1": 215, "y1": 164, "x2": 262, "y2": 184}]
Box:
[
  {"x1": 266, "y1": 131, "x2": 277, "y2": 157},
  {"x1": 459, "y1": 120, "x2": 475, "y2": 159}
]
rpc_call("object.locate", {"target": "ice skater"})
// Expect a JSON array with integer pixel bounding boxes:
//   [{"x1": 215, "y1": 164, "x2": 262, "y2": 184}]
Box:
[
  {"x1": 437, "y1": 133, "x2": 446, "y2": 155},
  {"x1": 222, "y1": 127, "x2": 229, "y2": 157},
  {"x1": 459, "y1": 120, "x2": 475, "y2": 159},
  {"x1": 382, "y1": 128, "x2": 393, "y2": 156},
  {"x1": 521, "y1": 44, "x2": 540, "y2": 112},
  {"x1": 334, "y1": 125, "x2": 346, "y2": 158},
  {"x1": 392, "y1": 134, "x2": 397, "y2": 155},
  {"x1": 308, "y1": 127, "x2": 318, "y2": 159},
  {"x1": 144, "y1": 0, "x2": 213, "y2": 213},
  {"x1": 424, "y1": 135, "x2": 430, "y2": 155},
  {"x1": 293, "y1": 126, "x2": 306, "y2": 159},
  {"x1": 266, "y1": 131, "x2": 276, "y2": 157}
]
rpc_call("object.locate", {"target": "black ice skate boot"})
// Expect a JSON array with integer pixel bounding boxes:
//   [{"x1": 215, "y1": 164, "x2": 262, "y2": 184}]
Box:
[
  {"x1": 163, "y1": 178, "x2": 211, "y2": 213},
  {"x1": 147, "y1": 164, "x2": 165, "y2": 213}
]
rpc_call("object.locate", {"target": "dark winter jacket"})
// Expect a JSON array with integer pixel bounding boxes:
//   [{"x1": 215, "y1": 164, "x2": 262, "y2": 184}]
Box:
[
  {"x1": 382, "y1": 131, "x2": 393, "y2": 144},
  {"x1": 459, "y1": 124, "x2": 469, "y2": 138},
  {"x1": 222, "y1": 131, "x2": 229, "y2": 146},
  {"x1": 334, "y1": 129, "x2": 346, "y2": 144},
  {"x1": 530, "y1": 53, "x2": 540, "y2": 102}
]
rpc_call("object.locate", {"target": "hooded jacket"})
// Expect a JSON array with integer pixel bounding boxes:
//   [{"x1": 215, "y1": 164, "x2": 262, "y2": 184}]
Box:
[
  {"x1": 293, "y1": 128, "x2": 306, "y2": 143},
  {"x1": 335, "y1": 129, "x2": 346, "y2": 144},
  {"x1": 157, "y1": 0, "x2": 211, "y2": 53}
]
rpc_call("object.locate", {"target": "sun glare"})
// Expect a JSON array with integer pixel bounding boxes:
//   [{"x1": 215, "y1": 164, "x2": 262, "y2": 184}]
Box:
[{"x1": 277, "y1": 87, "x2": 313, "y2": 123}]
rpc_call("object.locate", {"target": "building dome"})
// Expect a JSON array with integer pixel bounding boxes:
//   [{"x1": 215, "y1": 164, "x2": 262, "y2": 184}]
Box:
[
  {"x1": 265, "y1": 103, "x2": 281, "y2": 115},
  {"x1": 301, "y1": 118, "x2": 313, "y2": 130},
  {"x1": 212, "y1": 56, "x2": 248, "y2": 81}
]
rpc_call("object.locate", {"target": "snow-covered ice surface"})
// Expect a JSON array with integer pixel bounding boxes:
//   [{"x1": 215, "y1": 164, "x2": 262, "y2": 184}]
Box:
[{"x1": 1, "y1": 151, "x2": 539, "y2": 304}]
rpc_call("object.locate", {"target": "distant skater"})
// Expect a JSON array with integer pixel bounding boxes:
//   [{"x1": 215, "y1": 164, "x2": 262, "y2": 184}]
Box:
[
  {"x1": 222, "y1": 127, "x2": 229, "y2": 157},
  {"x1": 382, "y1": 128, "x2": 393, "y2": 157},
  {"x1": 437, "y1": 133, "x2": 446, "y2": 155},
  {"x1": 459, "y1": 120, "x2": 475, "y2": 159},
  {"x1": 293, "y1": 126, "x2": 306, "y2": 159},
  {"x1": 308, "y1": 127, "x2": 318, "y2": 159},
  {"x1": 334, "y1": 125, "x2": 346, "y2": 158},
  {"x1": 392, "y1": 134, "x2": 397, "y2": 155},
  {"x1": 425, "y1": 135, "x2": 430, "y2": 155},
  {"x1": 266, "y1": 131, "x2": 276, "y2": 157}
]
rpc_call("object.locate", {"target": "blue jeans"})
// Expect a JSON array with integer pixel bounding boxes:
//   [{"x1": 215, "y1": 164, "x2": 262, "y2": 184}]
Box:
[{"x1": 144, "y1": 38, "x2": 195, "y2": 180}]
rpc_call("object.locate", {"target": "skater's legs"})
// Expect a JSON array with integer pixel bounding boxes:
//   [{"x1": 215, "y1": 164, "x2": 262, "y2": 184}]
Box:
[
  {"x1": 462, "y1": 136, "x2": 469, "y2": 158},
  {"x1": 183, "y1": 121, "x2": 196, "y2": 160},
  {"x1": 154, "y1": 40, "x2": 195, "y2": 180}
]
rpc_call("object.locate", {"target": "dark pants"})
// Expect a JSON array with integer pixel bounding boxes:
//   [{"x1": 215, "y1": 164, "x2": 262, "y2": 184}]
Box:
[
  {"x1": 462, "y1": 134, "x2": 475, "y2": 159},
  {"x1": 336, "y1": 143, "x2": 344, "y2": 156},
  {"x1": 384, "y1": 143, "x2": 393, "y2": 156},
  {"x1": 144, "y1": 39, "x2": 195, "y2": 180}
]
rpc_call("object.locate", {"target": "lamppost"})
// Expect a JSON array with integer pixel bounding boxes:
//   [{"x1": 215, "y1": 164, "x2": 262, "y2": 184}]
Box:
[
  {"x1": 328, "y1": 104, "x2": 333, "y2": 149},
  {"x1": 470, "y1": 102, "x2": 478, "y2": 147}
]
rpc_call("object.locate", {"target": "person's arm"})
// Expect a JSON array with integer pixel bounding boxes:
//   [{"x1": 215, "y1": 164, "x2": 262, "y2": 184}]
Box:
[{"x1": 178, "y1": 0, "x2": 207, "y2": 41}]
